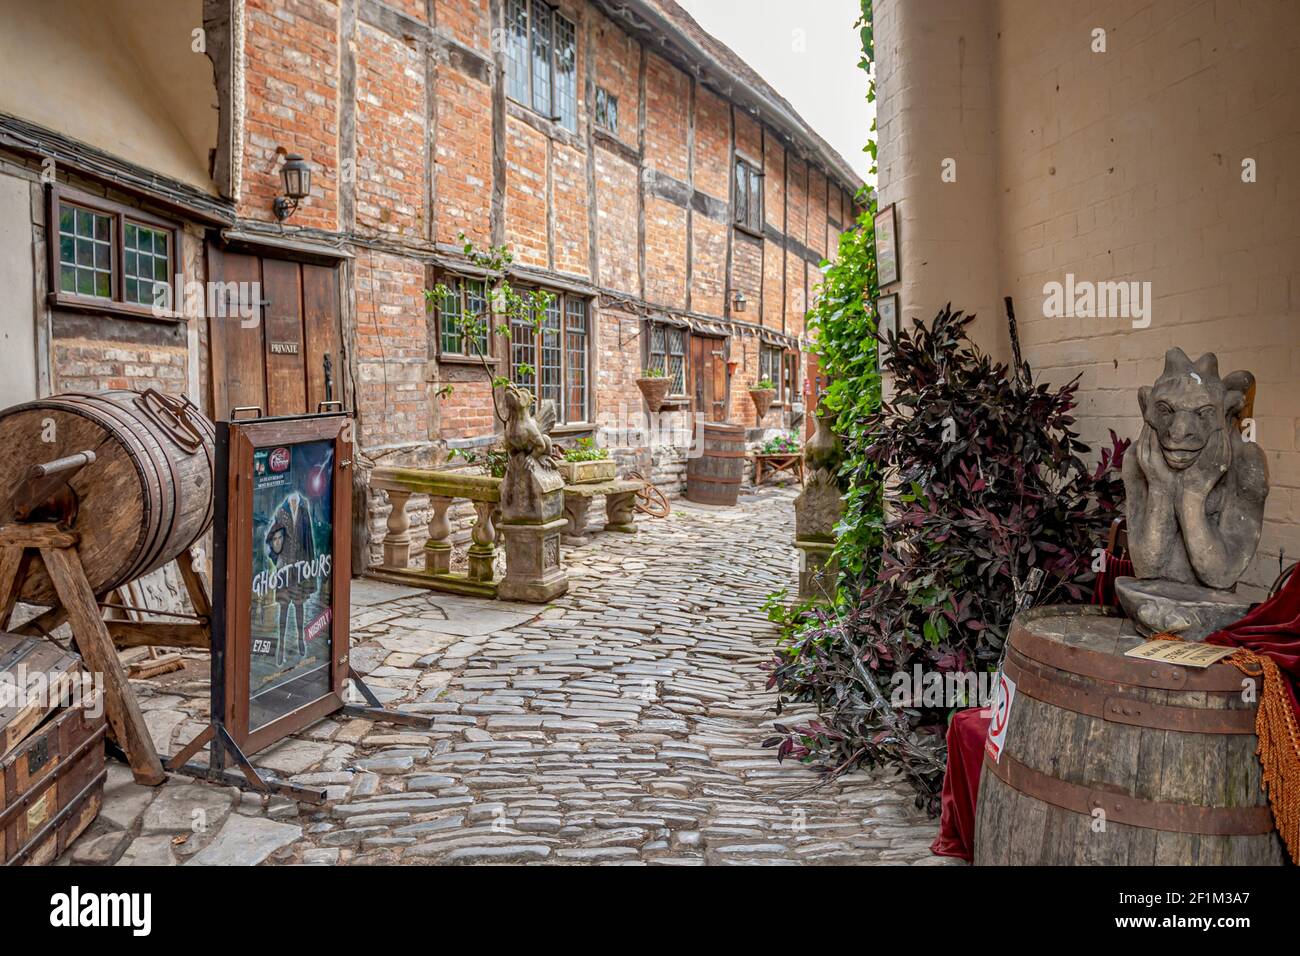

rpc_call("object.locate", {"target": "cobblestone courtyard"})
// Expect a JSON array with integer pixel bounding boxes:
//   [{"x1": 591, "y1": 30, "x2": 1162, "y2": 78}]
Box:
[{"x1": 64, "y1": 489, "x2": 945, "y2": 866}]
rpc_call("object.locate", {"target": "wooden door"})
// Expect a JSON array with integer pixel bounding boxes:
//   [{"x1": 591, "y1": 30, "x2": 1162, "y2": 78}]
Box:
[
  {"x1": 690, "y1": 335, "x2": 728, "y2": 423},
  {"x1": 208, "y1": 245, "x2": 343, "y2": 420},
  {"x1": 805, "y1": 351, "x2": 829, "y2": 439}
]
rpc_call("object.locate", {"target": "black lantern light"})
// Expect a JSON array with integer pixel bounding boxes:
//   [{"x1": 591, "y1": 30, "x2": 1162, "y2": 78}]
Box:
[
  {"x1": 273, "y1": 153, "x2": 312, "y2": 221},
  {"x1": 731, "y1": 290, "x2": 747, "y2": 313}
]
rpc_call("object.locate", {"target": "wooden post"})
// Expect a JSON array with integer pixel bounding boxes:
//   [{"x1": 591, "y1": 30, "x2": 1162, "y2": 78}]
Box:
[{"x1": 41, "y1": 545, "x2": 166, "y2": 785}]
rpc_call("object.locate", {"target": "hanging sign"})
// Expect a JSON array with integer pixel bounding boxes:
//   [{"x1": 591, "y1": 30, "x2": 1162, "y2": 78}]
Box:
[
  {"x1": 985, "y1": 670, "x2": 1017, "y2": 763},
  {"x1": 212, "y1": 411, "x2": 353, "y2": 755}
]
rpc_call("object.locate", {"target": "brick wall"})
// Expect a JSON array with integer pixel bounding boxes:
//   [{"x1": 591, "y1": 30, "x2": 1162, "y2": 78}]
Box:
[
  {"x1": 240, "y1": 0, "x2": 340, "y2": 230},
  {"x1": 224, "y1": 0, "x2": 859, "y2": 519},
  {"x1": 355, "y1": 21, "x2": 427, "y2": 239},
  {"x1": 353, "y1": 251, "x2": 429, "y2": 450}
]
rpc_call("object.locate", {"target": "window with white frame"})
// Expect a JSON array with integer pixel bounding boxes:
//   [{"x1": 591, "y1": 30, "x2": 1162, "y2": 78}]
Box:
[{"x1": 51, "y1": 186, "x2": 180, "y2": 318}]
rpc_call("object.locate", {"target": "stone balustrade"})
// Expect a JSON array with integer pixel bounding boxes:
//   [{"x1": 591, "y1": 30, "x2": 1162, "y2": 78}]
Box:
[{"x1": 370, "y1": 467, "x2": 503, "y2": 598}]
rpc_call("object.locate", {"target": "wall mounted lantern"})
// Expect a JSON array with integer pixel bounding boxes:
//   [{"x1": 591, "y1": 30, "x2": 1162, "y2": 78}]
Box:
[
  {"x1": 273, "y1": 153, "x2": 312, "y2": 221},
  {"x1": 731, "y1": 290, "x2": 747, "y2": 313}
]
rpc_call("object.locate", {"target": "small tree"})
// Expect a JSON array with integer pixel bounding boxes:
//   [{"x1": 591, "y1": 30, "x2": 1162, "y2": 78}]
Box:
[{"x1": 424, "y1": 236, "x2": 555, "y2": 425}]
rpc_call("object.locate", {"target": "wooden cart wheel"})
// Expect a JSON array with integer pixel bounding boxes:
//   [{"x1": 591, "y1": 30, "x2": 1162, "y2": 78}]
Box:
[{"x1": 626, "y1": 470, "x2": 670, "y2": 518}]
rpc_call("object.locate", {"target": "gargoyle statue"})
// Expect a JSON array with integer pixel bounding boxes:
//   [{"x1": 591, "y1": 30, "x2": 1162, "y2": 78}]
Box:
[
  {"x1": 1116, "y1": 348, "x2": 1269, "y2": 637},
  {"x1": 1123, "y1": 348, "x2": 1267, "y2": 588},
  {"x1": 502, "y1": 382, "x2": 557, "y2": 469}
]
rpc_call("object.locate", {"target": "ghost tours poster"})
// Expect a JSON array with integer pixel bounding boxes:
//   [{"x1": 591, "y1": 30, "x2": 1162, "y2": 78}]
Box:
[{"x1": 248, "y1": 438, "x2": 335, "y2": 731}]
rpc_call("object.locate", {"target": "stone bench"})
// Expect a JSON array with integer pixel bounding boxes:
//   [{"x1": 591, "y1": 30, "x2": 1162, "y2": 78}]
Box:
[{"x1": 562, "y1": 478, "x2": 643, "y2": 545}]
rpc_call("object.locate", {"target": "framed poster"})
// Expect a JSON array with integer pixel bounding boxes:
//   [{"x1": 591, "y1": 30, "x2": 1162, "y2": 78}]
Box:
[
  {"x1": 875, "y1": 293, "x2": 899, "y2": 368},
  {"x1": 211, "y1": 411, "x2": 353, "y2": 756},
  {"x1": 874, "y1": 203, "x2": 900, "y2": 287}
]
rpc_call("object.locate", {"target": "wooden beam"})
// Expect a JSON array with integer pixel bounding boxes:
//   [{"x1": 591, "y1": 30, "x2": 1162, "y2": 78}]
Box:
[{"x1": 41, "y1": 546, "x2": 165, "y2": 785}]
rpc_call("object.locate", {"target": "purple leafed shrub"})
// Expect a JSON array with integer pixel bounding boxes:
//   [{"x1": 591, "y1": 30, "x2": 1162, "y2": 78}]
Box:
[{"x1": 767, "y1": 305, "x2": 1128, "y2": 810}]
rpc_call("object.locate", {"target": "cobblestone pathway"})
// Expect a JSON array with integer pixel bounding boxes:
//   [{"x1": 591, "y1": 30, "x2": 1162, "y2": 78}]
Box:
[{"x1": 66, "y1": 489, "x2": 947, "y2": 866}]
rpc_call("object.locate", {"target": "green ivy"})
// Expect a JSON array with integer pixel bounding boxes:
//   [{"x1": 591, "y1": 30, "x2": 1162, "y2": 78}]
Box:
[{"x1": 809, "y1": 203, "x2": 882, "y2": 594}]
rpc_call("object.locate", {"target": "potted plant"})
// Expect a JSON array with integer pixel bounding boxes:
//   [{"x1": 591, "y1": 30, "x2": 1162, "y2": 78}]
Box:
[
  {"x1": 749, "y1": 378, "x2": 777, "y2": 419},
  {"x1": 556, "y1": 437, "x2": 616, "y2": 484},
  {"x1": 759, "y1": 432, "x2": 801, "y2": 456},
  {"x1": 636, "y1": 367, "x2": 673, "y2": 413}
]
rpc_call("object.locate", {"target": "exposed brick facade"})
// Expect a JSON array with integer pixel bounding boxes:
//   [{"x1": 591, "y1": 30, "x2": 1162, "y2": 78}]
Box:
[{"x1": 2, "y1": 0, "x2": 860, "y2": 567}]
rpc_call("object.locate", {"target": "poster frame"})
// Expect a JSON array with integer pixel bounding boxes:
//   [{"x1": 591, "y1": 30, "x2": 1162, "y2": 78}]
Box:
[{"x1": 211, "y1": 411, "x2": 352, "y2": 757}]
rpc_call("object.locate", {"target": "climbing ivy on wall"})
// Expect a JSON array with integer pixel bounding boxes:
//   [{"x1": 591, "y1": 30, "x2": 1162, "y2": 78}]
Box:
[{"x1": 805, "y1": 0, "x2": 882, "y2": 594}]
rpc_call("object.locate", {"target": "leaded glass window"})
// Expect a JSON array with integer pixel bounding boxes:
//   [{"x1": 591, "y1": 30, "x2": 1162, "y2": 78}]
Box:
[
  {"x1": 505, "y1": 0, "x2": 530, "y2": 104},
  {"x1": 507, "y1": 289, "x2": 590, "y2": 423},
  {"x1": 565, "y1": 299, "x2": 587, "y2": 419},
  {"x1": 504, "y1": 1, "x2": 577, "y2": 133},
  {"x1": 647, "y1": 322, "x2": 686, "y2": 395}
]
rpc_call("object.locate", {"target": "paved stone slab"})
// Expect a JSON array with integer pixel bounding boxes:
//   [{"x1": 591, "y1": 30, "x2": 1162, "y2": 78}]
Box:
[{"x1": 186, "y1": 816, "x2": 303, "y2": 866}]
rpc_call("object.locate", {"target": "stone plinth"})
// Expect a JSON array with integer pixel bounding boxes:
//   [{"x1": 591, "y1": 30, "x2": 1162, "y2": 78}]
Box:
[
  {"x1": 498, "y1": 454, "x2": 569, "y2": 602},
  {"x1": 793, "y1": 469, "x2": 843, "y2": 601}
]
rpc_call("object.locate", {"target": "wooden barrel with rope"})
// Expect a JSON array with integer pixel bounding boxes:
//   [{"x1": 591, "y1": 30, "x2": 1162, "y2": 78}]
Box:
[
  {"x1": 0, "y1": 389, "x2": 215, "y2": 605},
  {"x1": 974, "y1": 604, "x2": 1286, "y2": 865}
]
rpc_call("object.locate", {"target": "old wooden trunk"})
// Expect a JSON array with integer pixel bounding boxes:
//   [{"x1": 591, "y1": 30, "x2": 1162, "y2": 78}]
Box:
[
  {"x1": 974, "y1": 605, "x2": 1285, "y2": 865},
  {"x1": 0, "y1": 389, "x2": 215, "y2": 605},
  {"x1": 685, "y1": 422, "x2": 746, "y2": 506},
  {"x1": 0, "y1": 634, "x2": 105, "y2": 866}
]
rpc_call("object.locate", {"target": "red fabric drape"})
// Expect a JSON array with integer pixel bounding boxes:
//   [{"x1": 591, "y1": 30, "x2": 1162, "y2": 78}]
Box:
[
  {"x1": 1206, "y1": 569, "x2": 1300, "y2": 725},
  {"x1": 1092, "y1": 555, "x2": 1134, "y2": 607},
  {"x1": 930, "y1": 707, "x2": 991, "y2": 862}
]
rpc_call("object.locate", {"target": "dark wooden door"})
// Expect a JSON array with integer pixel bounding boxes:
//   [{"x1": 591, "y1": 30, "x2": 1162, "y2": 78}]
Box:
[
  {"x1": 208, "y1": 245, "x2": 343, "y2": 420},
  {"x1": 690, "y1": 335, "x2": 728, "y2": 423},
  {"x1": 805, "y1": 351, "x2": 828, "y2": 439}
]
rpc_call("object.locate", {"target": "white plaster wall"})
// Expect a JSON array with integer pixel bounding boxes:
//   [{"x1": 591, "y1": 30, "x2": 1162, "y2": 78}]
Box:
[
  {"x1": 0, "y1": 0, "x2": 218, "y2": 193},
  {"x1": 0, "y1": 173, "x2": 38, "y2": 408},
  {"x1": 873, "y1": 0, "x2": 1300, "y2": 594}
]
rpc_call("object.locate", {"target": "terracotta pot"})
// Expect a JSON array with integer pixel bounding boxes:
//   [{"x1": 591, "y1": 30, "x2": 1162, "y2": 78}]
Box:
[
  {"x1": 749, "y1": 387, "x2": 776, "y2": 420},
  {"x1": 636, "y1": 376, "x2": 673, "y2": 412}
]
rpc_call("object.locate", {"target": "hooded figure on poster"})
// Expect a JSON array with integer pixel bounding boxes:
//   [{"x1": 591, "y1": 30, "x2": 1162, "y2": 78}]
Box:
[{"x1": 265, "y1": 490, "x2": 319, "y2": 662}]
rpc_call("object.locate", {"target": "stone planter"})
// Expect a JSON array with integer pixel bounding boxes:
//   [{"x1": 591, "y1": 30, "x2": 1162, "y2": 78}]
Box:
[
  {"x1": 636, "y1": 377, "x2": 673, "y2": 412},
  {"x1": 556, "y1": 457, "x2": 616, "y2": 484},
  {"x1": 749, "y1": 387, "x2": 776, "y2": 420}
]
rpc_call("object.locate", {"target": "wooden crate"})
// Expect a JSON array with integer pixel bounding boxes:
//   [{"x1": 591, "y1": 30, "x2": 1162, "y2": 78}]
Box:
[{"x1": 0, "y1": 633, "x2": 106, "y2": 866}]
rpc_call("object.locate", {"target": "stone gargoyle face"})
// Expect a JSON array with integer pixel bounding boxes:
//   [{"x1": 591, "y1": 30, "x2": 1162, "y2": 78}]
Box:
[
  {"x1": 1138, "y1": 349, "x2": 1251, "y2": 471},
  {"x1": 501, "y1": 383, "x2": 531, "y2": 413}
]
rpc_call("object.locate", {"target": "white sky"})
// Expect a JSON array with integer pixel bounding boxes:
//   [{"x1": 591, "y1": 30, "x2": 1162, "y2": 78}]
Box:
[{"x1": 675, "y1": 0, "x2": 874, "y2": 184}]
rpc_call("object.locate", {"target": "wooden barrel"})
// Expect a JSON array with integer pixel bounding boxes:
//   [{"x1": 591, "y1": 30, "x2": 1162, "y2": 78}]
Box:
[
  {"x1": 974, "y1": 605, "x2": 1285, "y2": 865},
  {"x1": 685, "y1": 422, "x2": 746, "y2": 506},
  {"x1": 0, "y1": 390, "x2": 215, "y2": 605}
]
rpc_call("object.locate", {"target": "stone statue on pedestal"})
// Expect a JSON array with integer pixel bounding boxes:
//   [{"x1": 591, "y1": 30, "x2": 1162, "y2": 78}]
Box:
[
  {"x1": 1116, "y1": 348, "x2": 1268, "y2": 638},
  {"x1": 497, "y1": 384, "x2": 569, "y2": 602},
  {"x1": 794, "y1": 405, "x2": 846, "y2": 601}
]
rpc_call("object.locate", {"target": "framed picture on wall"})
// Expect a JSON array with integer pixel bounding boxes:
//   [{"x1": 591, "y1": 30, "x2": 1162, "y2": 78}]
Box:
[
  {"x1": 874, "y1": 203, "x2": 900, "y2": 287},
  {"x1": 875, "y1": 293, "x2": 899, "y2": 368},
  {"x1": 212, "y1": 410, "x2": 354, "y2": 756}
]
